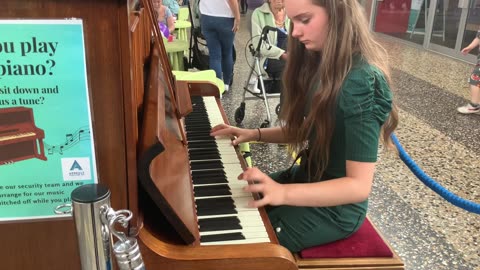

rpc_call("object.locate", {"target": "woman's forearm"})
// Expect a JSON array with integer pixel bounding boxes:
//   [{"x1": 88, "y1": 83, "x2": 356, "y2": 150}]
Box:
[
  {"x1": 281, "y1": 177, "x2": 370, "y2": 207},
  {"x1": 468, "y1": 36, "x2": 480, "y2": 50},
  {"x1": 282, "y1": 161, "x2": 375, "y2": 207},
  {"x1": 255, "y1": 126, "x2": 289, "y2": 143}
]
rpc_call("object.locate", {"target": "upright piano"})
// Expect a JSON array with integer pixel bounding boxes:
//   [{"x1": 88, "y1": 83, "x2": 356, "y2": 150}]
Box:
[
  {"x1": 0, "y1": 106, "x2": 47, "y2": 165},
  {"x1": 0, "y1": 0, "x2": 296, "y2": 269}
]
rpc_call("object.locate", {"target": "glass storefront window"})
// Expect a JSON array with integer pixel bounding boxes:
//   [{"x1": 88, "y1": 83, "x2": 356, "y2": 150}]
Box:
[
  {"x1": 373, "y1": 0, "x2": 428, "y2": 45},
  {"x1": 372, "y1": 0, "x2": 477, "y2": 63},
  {"x1": 461, "y1": 0, "x2": 480, "y2": 56}
]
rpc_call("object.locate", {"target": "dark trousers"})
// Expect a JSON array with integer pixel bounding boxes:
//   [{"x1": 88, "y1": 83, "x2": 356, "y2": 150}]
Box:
[{"x1": 240, "y1": 0, "x2": 247, "y2": 13}]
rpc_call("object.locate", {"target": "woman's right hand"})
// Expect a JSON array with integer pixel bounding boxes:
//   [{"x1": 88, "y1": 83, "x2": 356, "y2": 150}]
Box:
[
  {"x1": 210, "y1": 123, "x2": 256, "y2": 145},
  {"x1": 232, "y1": 17, "x2": 240, "y2": 33}
]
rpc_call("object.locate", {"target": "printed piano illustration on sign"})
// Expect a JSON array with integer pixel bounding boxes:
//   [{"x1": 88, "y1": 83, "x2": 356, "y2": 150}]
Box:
[{"x1": 0, "y1": 106, "x2": 47, "y2": 165}]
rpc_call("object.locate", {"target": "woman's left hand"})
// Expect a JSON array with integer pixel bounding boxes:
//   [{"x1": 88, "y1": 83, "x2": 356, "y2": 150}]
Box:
[{"x1": 238, "y1": 167, "x2": 286, "y2": 208}]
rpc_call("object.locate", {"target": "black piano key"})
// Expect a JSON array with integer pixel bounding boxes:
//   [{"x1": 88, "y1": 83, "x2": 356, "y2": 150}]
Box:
[
  {"x1": 186, "y1": 116, "x2": 209, "y2": 121},
  {"x1": 194, "y1": 184, "x2": 232, "y2": 197},
  {"x1": 187, "y1": 128, "x2": 212, "y2": 137},
  {"x1": 196, "y1": 205, "x2": 237, "y2": 216},
  {"x1": 188, "y1": 149, "x2": 220, "y2": 160},
  {"x1": 185, "y1": 116, "x2": 209, "y2": 121},
  {"x1": 189, "y1": 148, "x2": 219, "y2": 155},
  {"x1": 200, "y1": 232, "x2": 245, "y2": 243},
  {"x1": 198, "y1": 216, "x2": 242, "y2": 232},
  {"x1": 190, "y1": 160, "x2": 224, "y2": 171},
  {"x1": 186, "y1": 130, "x2": 214, "y2": 136},
  {"x1": 192, "y1": 170, "x2": 225, "y2": 177},
  {"x1": 189, "y1": 153, "x2": 221, "y2": 161},
  {"x1": 186, "y1": 130, "x2": 213, "y2": 136},
  {"x1": 192, "y1": 169, "x2": 226, "y2": 178},
  {"x1": 185, "y1": 121, "x2": 211, "y2": 127},
  {"x1": 196, "y1": 197, "x2": 237, "y2": 216},
  {"x1": 185, "y1": 126, "x2": 213, "y2": 132},
  {"x1": 187, "y1": 141, "x2": 218, "y2": 149},
  {"x1": 187, "y1": 134, "x2": 216, "y2": 141},
  {"x1": 195, "y1": 196, "x2": 234, "y2": 207},
  {"x1": 193, "y1": 176, "x2": 228, "y2": 185}
]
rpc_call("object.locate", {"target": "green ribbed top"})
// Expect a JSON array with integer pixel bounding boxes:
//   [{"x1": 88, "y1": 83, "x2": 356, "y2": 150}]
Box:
[
  {"x1": 330, "y1": 59, "x2": 392, "y2": 178},
  {"x1": 302, "y1": 57, "x2": 393, "y2": 222},
  {"x1": 307, "y1": 57, "x2": 393, "y2": 181}
]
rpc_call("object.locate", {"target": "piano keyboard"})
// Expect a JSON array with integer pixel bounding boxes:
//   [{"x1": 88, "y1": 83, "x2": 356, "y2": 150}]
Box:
[
  {"x1": 0, "y1": 132, "x2": 36, "y2": 142},
  {"x1": 185, "y1": 96, "x2": 270, "y2": 246}
]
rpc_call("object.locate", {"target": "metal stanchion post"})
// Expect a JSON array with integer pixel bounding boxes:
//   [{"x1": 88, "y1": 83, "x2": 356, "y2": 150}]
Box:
[
  {"x1": 55, "y1": 183, "x2": 145, "y2": 270},
  {"x1": 70, "y1": 184, "x2": 113, "y2": 270}
]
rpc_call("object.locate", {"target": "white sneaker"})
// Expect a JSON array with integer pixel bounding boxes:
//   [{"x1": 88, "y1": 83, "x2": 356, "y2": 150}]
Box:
[
  {"x1": 247, "y1": 77, "x2": 261, "y2": 94},
  {"x1": 224, "y1": 84, "x2": 229, "y2": 92},
  {"x1": 457, "y1": 103, "x2": 480, "y2": 114},
  {"x1": 249, "y1": 76, "x2": 258, "y2": 85},
  {"x1": 249, "y1": 85, "x2": 261, "y2": 94}
]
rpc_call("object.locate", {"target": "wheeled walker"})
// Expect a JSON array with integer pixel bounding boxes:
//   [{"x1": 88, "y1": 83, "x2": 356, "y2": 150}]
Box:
[{"x1": 234, "y1": 26, "x2": 282, "y2": 128}]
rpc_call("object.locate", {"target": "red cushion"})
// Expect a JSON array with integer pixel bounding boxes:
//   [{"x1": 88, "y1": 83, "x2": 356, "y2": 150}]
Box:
[{"x1": 299, "y1": 218, "x2": 394, "y2": 258}]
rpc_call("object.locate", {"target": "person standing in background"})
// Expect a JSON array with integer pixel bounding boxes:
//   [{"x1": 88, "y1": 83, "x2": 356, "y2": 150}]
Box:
[
  {"x1": 200, "y1": 0, "x2": 241, "y2": 93},
  {"x1": 457, "y1": 30, "x2": 480, "y2": 114},
  {"x1": 240, "y1": 0, "x2": 248, "y2": 14}
]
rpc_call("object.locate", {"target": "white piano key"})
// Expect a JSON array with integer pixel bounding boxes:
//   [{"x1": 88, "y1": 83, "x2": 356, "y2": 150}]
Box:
[
  {"x1": 200, "y1": 228, "x2": 268, "y2": 238},
  {"x1": 200, "y1": 238, "x2": 271, "y2": 245},
  {"x1": 190, "y1": 154, "x2": 239, "y2": 164},
  {"x1": 0, "y1": 132, "x2": 36, "y2": 142},
  {"x1": 196, "y1": 197, "x2": 258, "y2": 214},
  {"x1": 197, "y1": 211, "x2": 264, "y2": 219}
]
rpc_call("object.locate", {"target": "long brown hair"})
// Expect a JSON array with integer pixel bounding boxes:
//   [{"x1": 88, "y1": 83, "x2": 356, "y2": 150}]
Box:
[{"x1": 281, "y1": 0, "x2": 398, "y2": 180}]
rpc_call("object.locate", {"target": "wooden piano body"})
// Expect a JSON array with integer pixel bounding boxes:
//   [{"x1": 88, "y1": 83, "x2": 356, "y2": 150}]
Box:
[
  {"x1": 0, "y1": 106, "x2": 47, "y2": 164},
  {"x1": 0, "y1": 1, "x2": 403, "y2": 270}
]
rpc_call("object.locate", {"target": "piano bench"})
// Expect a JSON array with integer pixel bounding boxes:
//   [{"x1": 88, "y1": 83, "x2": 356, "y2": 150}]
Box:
[{"x1": 295, "y1": 217, "x2": 404, "y2": 270}]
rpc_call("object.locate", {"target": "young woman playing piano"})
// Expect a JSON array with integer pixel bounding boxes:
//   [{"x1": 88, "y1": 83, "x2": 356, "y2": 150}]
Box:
[{"x1": 211, "y1": 0, "x2": 399, "y2": 253}]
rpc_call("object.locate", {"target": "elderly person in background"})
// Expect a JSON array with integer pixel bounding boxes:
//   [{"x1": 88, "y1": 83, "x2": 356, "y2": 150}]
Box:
[{"x1": 248, "y1": 0, "x2": 290, "y2": 92}]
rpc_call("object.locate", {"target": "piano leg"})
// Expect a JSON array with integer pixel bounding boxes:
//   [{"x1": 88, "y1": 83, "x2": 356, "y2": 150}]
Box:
[{"x1": 36, "y1": 138, "x2": 47, "y2": 161}]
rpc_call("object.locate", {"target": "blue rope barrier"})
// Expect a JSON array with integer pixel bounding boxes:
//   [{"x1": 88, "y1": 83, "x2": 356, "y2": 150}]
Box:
[{"x1": 391, "y1": 133, "x2": 480, "y2": 214}]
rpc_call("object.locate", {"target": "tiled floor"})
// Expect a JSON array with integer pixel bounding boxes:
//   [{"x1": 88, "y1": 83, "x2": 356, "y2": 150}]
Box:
[{"x1": 217, "y1": 12, "x2": 479, "y2": 270}]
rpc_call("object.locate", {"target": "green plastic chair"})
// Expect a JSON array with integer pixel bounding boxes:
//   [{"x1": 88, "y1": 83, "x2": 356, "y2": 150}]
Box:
[
  {"x1": 174, "y1": 7, "x2": 191, "y2": 45},
  {"x1": 172, "y1": 69, "x2": 224, "y2": 95},
  {"x1": 164, "y1": 36, "x2": 189, "y2": 71},
  {"x1": 177, "y1": 7, "x2": 189, "y2": 21}
]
